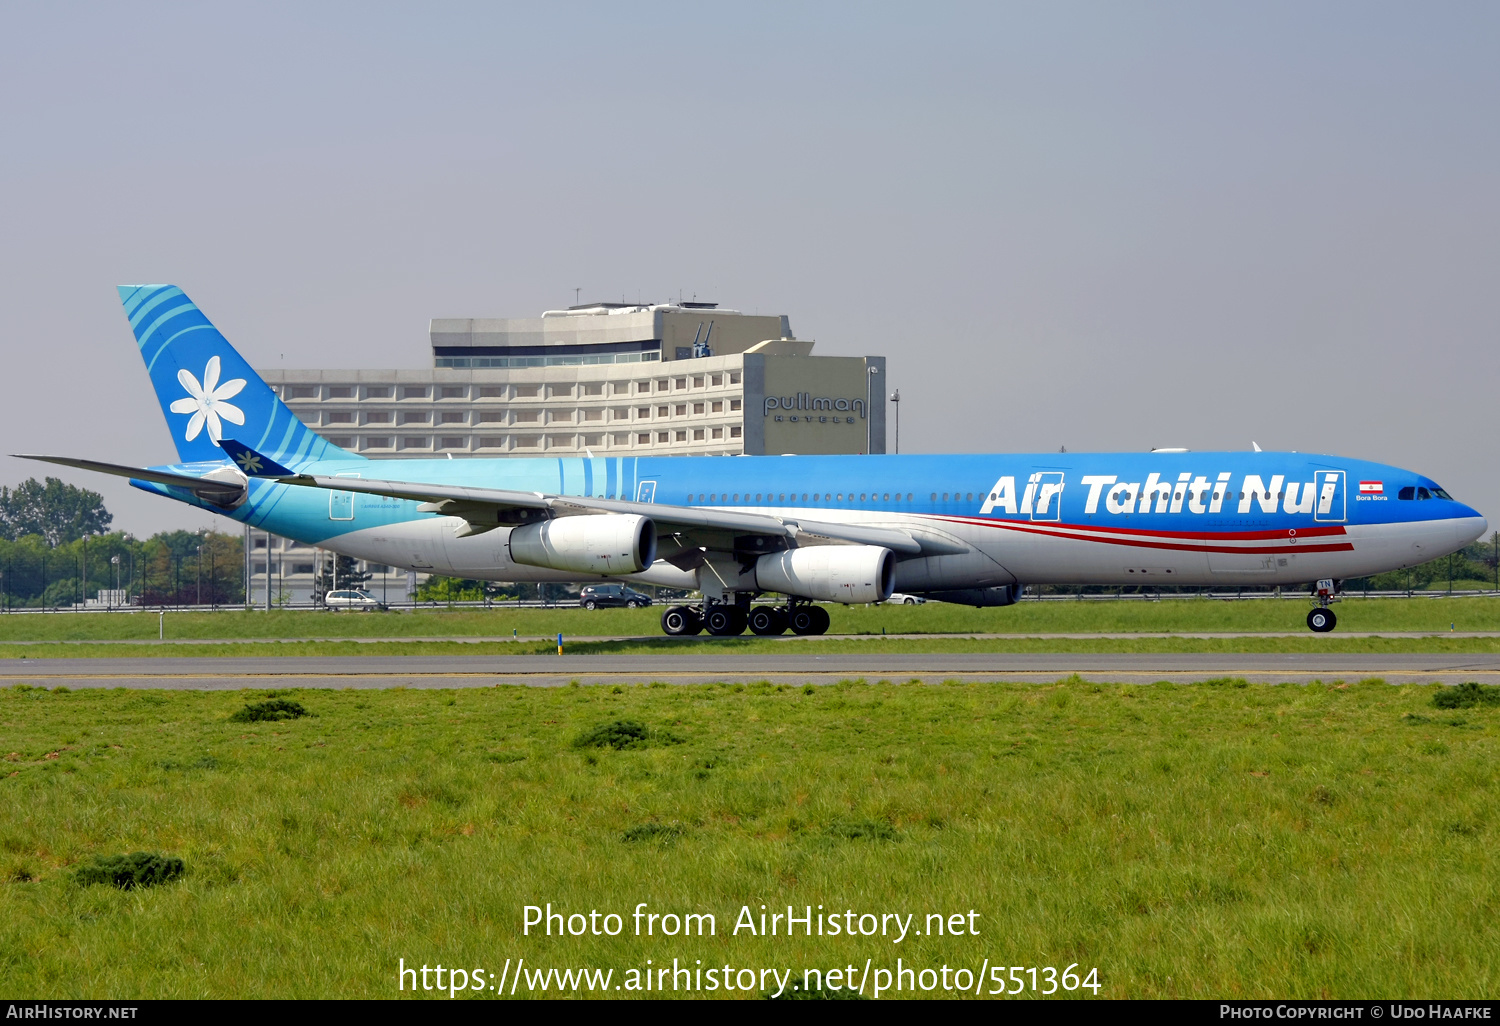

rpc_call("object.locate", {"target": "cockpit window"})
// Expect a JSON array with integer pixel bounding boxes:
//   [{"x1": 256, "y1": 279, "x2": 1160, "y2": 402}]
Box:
[
  {"x1": 1432, "y1": 487, "x2": 1454, "y2": 500},
  {"x1": 1398, "y1": 487, "x2": 1414, "y2": 500},
  {"x1": 1417, "y1": 487, "x2": 1431, "y2": 500}
]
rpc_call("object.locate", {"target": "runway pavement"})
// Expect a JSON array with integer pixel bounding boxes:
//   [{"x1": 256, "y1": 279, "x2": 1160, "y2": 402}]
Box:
[{"x1": 3, "y1": 651, "x2": 1497, "y2": 688}]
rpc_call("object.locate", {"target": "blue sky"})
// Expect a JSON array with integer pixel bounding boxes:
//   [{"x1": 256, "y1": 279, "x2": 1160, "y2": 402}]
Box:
[{"x1": 1, "y1": 2, "x2": 1496, "y2": 534}]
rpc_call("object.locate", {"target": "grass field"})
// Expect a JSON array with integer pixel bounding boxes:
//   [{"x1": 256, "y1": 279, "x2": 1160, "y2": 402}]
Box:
[
  {"x1": 0, "y1": 596, "x2": 1496, "y2": 649},
  {"x1": 2, "y1": 679, "x2": 1497, "y2": 998}
]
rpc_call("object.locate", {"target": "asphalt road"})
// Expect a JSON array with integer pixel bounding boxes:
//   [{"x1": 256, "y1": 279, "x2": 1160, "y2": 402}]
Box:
[{"x1": 3, "y1": 652, "x2": 1497, "y2": 688}]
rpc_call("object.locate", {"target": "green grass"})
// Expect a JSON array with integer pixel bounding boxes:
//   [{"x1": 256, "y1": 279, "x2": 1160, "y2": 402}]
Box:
[
  {"x1": 3, "y1": 633, "x2": 1500, "y2": 661},
  {"x1": 0, "y1": 596, "x2": 1497, "y2": 644},
  {"x1": 2, "y1": 680, "x2": 1497, "y2": 998}
]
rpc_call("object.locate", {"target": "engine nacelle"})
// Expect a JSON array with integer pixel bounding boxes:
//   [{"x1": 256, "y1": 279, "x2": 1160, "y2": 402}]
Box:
[
  {"x1": 755, "y1": 545, "x2": 895, "y2": 604},
  {"x1": 917, "y1": 584, "x2": 1023, "y2": 607},
  {"x1": 508, "y1": 514, "x2": 657, "y2": 575}
]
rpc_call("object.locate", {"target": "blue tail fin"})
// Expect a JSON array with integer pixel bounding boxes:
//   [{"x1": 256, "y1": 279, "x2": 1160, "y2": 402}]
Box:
[{"x1": 117, "y1": 285, "x2": 356, "y2": 466}]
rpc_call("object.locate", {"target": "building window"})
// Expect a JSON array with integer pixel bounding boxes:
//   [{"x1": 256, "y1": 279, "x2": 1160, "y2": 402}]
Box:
[
  {"x1": 479, "y1": 386, "x2": 505, "y2": 398},
  {"x1": 675, "y1": 430, "x2": 687, "y2": 442},
  {"x1": 547, "y1": 410, "x2": 573, "y2": 424},
  {"x1": 478, "y1": 436, "x2": 505, "y2": 449},
  {"x1": 437, "y1": 412, "x2": 464, "y2": 424},
  {"x1": 548, "y1": 384, "x2": 573, "y2": 398},
  {"x1": 328, "y1": 386, "x2": 353, "y2": 399},
  {"x1": 582, "y1": 383, "x2": 604, "y2": 396},
  {"x1": 612, "y1": 433, "x2": 630, "y2": 445},
  {"x1": 693, "y1": 403, "x2": 704, "y2": 415},
  {"x1": 712, "y1": 427, "x2": 723, "y2": 439},
  {"x1": 439, "y1": 436, "x2": 466, "y2": 449},
  {"x1": 583, "y1": 434, "x2": 603, "y2": 447},
  {"x1": 657, "y1": 379, "x2": 669, "y2": 390},
  {"x1": 657, "y1": 432, "x2": 669, "y2": 443},
  {"x1": 693, "y1": 429, "x2": 704, "y2": 441},
  {"x1": 325, "y1": 411, "x2": 354, "y2": 424},
  {"x1": 675, "y1": 377, "x2": 687, "y2": 389},
  {"x1": 729, "y1": 372, "x2": 741, "y2": 385},
  {"x1": 402, "y1": 386, "x2": 428, "y2": 399},
  {"x1": 401, "y1": 411, "x2": 430, "y2": 424},
  {"x1": 326, "y1": 436, "x2": 354, "y2": 448},
  {"x1": 286, "y1": 386, "x2": 317, "y2": 399},
  {"x1": 611, "y1": 407, "x2": 629, "y2": 420},
  {"x1": 365, "y1": 411, "x2": 392, "y2": 424},
  {"x1": 657, "y1": 406, "x2": 669, "y2": 417},
  {"x1": 293, "y1": 562, "x2": 315, "y2": 575},
  {"x1": 513, "y1": 435, "x2": 540, "y2": 447},
  {"x1": 440, "y1": 386, "x2": 466, "y2": 399},
  {"x1": 711, "y1": 374, "x2": 722, "y2": 386},
  {"x1": 477, "y1": 411, "x2": 504, "y2": 423},
  {"x1": 729, "y1": 399, "x2": 741, "y2": 411},
  {"x1": 730, "y1": 426, "x2": 742, "y2": 438},
  {"x1": 513, "y1": 410, "x2": 540, "y2": 423},
  {"x1": 637, "y1": 381, "x2": 651, "y2": 393},
  {"x1": 613, "y1": 382, "x2": 631, "y2": 395},
  {"x1": 581, "y1": 409, "x2": 603, "y2": 422},
  {"x1": 638, "y1": 433, "x2": 651, "y2": 444},
  {"x1": 402, "y1": 437, "x2": 430, "y2": 449},
  {"x1": 363, "y1": 437, "x2": 392, "y2": 449},
  {"x1": 546, "y1": 434, "x2": 574, "y2": 448},
  {"x1": 365, "y1": 386, "x2": 390, "y2": 399},
  {"x1": 514, "y1": 385, "x2": 540, "y2": 398},
  {"x1": 711, "y1": 401, "x2": 723, "y2": 413},
  {"x1": 693, "y1": 376, "x2": 704, "y2": 388},
  {"x1": 637, "y1": 407, "x2": 651, "y2": 419},
  {"x1": 675, "y1": 404, "x2": 687, "y2": 416}
]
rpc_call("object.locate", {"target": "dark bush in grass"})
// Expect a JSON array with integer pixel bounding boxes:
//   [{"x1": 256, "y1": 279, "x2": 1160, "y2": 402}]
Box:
[
  {"x1": 572, "y1": 719, "x2": 681, "y2": 750},
  {"x1": 766, "y1": 979, "x2": 867, "y2": 1000},
  {"x1": 826, "y1": 819, "x2": 897, "y2": 841},
  {"x1": 229, "y1": 699, "x2": 309, "y2": 723},
  {"x1": 1433, "y1": 683, "x2": 1500, "y2": 710},
  {"x1": 74, "y1": 852, "x2": 184, "y2": 890}
]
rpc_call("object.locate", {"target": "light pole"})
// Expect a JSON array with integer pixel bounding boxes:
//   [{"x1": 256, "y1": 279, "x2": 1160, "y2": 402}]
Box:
[
  {"x1": 196, "y1": 542, "x2": 203, "y2": 606},
  {"x1": 865, "y1": 365, "x2": 879, "y2": 454},
  {"x1": 111, "y1": 554, "x2": 120, "y2": 608},
  {"x1": 890, "y1": 388, "x2": 900, "y2": 454}
]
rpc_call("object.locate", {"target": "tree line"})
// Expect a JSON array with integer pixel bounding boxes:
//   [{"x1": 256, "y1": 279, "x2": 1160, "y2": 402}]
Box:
[{"x1": 0, "y1": 478, "x2": 245, "y2": 608}]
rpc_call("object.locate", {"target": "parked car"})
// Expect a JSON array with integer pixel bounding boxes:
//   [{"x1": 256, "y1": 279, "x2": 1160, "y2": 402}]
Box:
[
  {"x1": 579, "y1": 584, "x2": 653, "y2": 609},
  {"x1": 886, "y1": 593, "x2": 926, "y2": 605},
  {"x1": 324, "y1": 589, "x2": 385, "y2": 611}
]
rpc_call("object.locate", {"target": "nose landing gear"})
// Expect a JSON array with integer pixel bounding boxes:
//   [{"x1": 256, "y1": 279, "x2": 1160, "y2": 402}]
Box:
[{"x1": 1306, "y1": 578, "x2": 1340, "y2": 633}]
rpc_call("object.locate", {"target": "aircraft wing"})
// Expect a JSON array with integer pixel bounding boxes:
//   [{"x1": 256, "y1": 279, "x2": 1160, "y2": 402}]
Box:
[{"x1": 218, "y1": 438, "x2": 925, "y2": 555}]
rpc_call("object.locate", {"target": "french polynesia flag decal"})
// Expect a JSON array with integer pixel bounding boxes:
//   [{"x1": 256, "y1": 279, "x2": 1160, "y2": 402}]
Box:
[{"x1": 1360, "y1": 481, "x2": 1384, "y2": 494}]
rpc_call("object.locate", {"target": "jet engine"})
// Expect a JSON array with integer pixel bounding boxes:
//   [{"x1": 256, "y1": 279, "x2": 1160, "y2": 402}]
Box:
[
  {"x1": 917, "y1": 584, "x2": 1023, "y2": 607},
  {"x1": 754, "y1": 545, "x2": 895, "y2": 604},
  {"x1": 508, "y1": 514, "x2": 657, "y2": 575}
]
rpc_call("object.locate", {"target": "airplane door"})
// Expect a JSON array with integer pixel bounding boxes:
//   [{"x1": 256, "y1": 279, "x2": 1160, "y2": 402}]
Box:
[
  {"x1": 1031, "y1": 472, "x2": 1064, "y2": 522},
  {"x1": 636, "y1": 480, "x2": 657, "y2": 503},
  {"x1": 1313, "y1": 470, "x2": 1346, "y2": 523},
  {"x1": 329, "y1": 472, "x2": 359, "y2": 520}
]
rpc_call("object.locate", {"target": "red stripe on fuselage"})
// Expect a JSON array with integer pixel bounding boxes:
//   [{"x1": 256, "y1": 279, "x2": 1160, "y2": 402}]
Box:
[{"x1": 924, "y1": 516, "x2": 1355, "y2": 554}]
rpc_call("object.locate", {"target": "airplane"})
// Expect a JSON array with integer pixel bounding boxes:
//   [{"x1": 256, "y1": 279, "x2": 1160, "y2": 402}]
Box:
[{"x1": 16, "y1": 285, "x2": 1488, "y2": 636}]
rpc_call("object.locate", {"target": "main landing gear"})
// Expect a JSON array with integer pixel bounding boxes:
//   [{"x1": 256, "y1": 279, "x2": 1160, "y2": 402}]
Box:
[
  {"x1": 661, "y1": 600, "x2": 830, "y2": 637},
  {"x1": 1306, "y1": 578, "x2": 1339, "y2": 633}
]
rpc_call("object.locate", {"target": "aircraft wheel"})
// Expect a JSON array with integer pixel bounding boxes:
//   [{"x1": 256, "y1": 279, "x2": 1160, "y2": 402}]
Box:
[
  {"x1": 705, "y1": 606, "x2": 745, "y2": 636},
  {"x1": 788, "y1": 606, "x2": 819, "y2": 635},
  {"x1": 1307, "y1": 608, "x2": 1337, "y2": 633},
  {"x1": 662, "y1": 606, "x2": 702, "y2": 636},
  {"x1": 748, "y1": 606, "x2": 787, "y2": 636},
  {"x1": 809, "y1": 605, "x2": 831, "y2": 635}
]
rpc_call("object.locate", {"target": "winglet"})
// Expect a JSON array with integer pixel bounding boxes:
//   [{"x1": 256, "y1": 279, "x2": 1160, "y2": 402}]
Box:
[{"x1": 220, "y1": 438, "x2": 297, "y2": 478}]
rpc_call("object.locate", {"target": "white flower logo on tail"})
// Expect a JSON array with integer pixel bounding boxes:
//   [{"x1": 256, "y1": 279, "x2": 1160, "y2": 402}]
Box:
[{"x1": 170, "y1": 356, "x2": 246, "y2": 444}]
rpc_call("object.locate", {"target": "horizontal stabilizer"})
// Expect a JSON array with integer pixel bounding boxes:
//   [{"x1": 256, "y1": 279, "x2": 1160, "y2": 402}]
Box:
[
  {"x1": 12, "y1": 454, "x2": 246, "y2": 507},
  {"x1": 219, "y1": 438, "x2": 297, "y2": 478}
]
